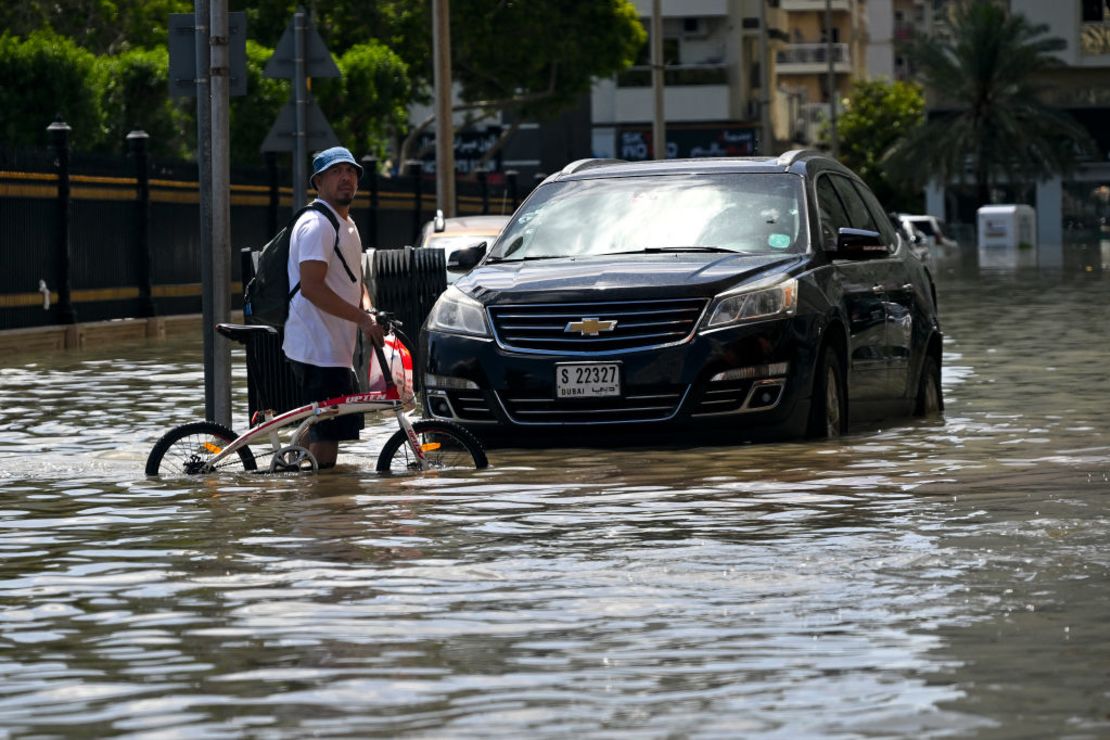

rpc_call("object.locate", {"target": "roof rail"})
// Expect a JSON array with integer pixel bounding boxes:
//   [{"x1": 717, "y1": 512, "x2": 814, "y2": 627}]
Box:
[
  {"x1": 559, "y1": 158, "x2": 625, "y2": 175},
  {"x1": 776, "y1": 149, "x2": 822, "y2": 167}
]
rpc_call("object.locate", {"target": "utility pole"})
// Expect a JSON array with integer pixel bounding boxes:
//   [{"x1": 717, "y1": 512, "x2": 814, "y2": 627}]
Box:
[
  {"x1": 651, "y1": 0, "x2": 666, "y2": 160},
  {"x1": 208, "y1": 0, "x2": 232, "y2": 427},
  {"x1": 433, "y1": 0, "x2": 456, "y2": 215},
  {"x1": 826, "y1": 0, "x2": 838, "y2": 158},
  {"x1": 293, "y1": 8, "x2": 308, "y2": 209},
  {"x1": 758, "y1": 0, "x2": 773, "y2": 155}
]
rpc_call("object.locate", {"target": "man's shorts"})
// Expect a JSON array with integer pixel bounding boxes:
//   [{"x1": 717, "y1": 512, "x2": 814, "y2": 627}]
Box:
[{"x1": 287, "y1": 360, "x2": 364, "y2": 442}]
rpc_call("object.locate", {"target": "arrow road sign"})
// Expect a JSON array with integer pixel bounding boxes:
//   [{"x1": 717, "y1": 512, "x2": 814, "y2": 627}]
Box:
[
  {"x1": 264, "y1": 16, "x2": 341, "y2": 79},
  {"x1": 261, "y1": 95, "x2": 340, "y2": 152}
]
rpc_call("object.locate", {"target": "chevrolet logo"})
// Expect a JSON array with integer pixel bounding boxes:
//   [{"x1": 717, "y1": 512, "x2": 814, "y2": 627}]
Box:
[{"x1": 565, "y1": 317, "x2": 617, "y2": 336}]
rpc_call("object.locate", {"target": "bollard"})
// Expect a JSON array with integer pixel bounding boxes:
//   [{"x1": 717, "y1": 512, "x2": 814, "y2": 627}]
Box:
[
  {"x1": 127, "y1": 130, "x2": 155, "y2": 318},
  {"x1": 48, "y1": 117, "x2": 76, "y2": 325},
  {"x1": 407, "y1": 159, "x2": 424, "y2": 245},
  {"x1": 361, "y1": 154, "x2": 378, "y2": 249}
]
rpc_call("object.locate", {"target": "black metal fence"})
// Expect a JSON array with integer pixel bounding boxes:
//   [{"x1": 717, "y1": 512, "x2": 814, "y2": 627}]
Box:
[{"x1": 0, "y1": 126, "x2": 527, "y2": 331}]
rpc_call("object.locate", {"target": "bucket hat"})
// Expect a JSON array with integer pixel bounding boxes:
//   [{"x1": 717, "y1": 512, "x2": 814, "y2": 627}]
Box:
[{"x1": 309, "y1": 146, "x2": 363, "y2": 188}]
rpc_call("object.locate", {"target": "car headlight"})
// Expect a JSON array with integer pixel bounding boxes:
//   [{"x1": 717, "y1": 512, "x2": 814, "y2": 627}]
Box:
[
  {"x1": 703, "y1": 277, "x2": 798, "y2": 331},
  {"x1": 426, "y1": 286, "x2": 490, "y2": 337}
]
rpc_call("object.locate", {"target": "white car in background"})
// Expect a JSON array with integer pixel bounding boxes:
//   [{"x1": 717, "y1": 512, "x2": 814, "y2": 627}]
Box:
[
  {"x1": 896, "y1": 213, "x2": 958, "y2": 249},
  {"x1": 416, "y1": 210, "x2": 511, "y2": 283}
]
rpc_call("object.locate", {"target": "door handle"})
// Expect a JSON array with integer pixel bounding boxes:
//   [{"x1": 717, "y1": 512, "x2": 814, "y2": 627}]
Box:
[{"x1": 871, "y1": 284, "x2": 884, "y2": 294}]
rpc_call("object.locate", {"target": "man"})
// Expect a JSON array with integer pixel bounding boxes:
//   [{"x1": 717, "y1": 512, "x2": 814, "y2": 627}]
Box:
[{"x1": 283, "y1": 146, "x2": 385, "y2": 469}]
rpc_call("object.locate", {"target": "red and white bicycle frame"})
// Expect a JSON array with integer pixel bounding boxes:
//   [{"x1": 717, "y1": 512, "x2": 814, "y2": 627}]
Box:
[{"x1": 201, "y1": 392, "x2": 428, "y2": 473}]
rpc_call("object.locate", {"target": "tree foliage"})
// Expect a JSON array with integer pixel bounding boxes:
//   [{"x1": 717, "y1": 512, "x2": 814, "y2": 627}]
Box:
[
  {"x1": 886, "y1": 0, "x2": 1095, "y2": 206},
  {"x1": 0, "y1": 0, "x2": 191, "y2": 54},
  {"x1": 99, "y1": 47, "x2": 194, "y2": 158},
  {"x1": 838, "y1": 79, "x2": 925, "y2": 212},
  {"x1": 2, "y1": 0, "x2": 645, "y2": 167},
  {"x1": 0, "y1": 31, "x2": 104, "y2": 150}
]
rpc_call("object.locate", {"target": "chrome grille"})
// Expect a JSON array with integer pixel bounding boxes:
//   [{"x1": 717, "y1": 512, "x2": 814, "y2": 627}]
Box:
[
  {"x1": 497, "y1": 385, "x2": 688, "y2": 425},
  {"x1": 488, "y1": 298, "x2": 708, "y2": 354}
]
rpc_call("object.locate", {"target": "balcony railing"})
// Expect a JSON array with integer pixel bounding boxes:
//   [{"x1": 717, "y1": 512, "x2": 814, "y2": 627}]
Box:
[
  {"x1": 775, "y1": 43, "x2": 850, "y2": 68},
  {"x1": 1080, "y1": 21, "x2": 1110, "y2": 55},
  {"x1": 780, "y1": 0, "x2": 850, "y2": 11},
  {"x1": 616, "y1": 64, "x2": 729, "y2": 88}
]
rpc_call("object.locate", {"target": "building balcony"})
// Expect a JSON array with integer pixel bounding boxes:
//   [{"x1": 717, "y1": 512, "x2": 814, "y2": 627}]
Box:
[
  {"x1": 775, "y1": 43, "x2": 851, "y2": 74},
  {"x1": 780, "y1": 0, "x2": 850, "y2": 11},
  {"x1": 1080, "y1": 21, "x2": 1110, "y2": 56}
]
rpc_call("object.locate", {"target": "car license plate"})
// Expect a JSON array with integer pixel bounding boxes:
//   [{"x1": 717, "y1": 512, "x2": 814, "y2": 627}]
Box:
[{"x1": 556, "y1": 363, "x2": 621, "y2": 398}]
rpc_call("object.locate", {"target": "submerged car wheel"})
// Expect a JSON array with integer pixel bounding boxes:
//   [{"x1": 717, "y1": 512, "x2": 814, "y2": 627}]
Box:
[
  {"x1": 807, "y1": 346, "x2": 846, "y2": 439},
  {"x1": 914, "y1": 354, "x2": 944, "y2": 416}
]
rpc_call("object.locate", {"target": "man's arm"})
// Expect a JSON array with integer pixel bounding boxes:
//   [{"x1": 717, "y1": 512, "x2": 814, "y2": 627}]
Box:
[{"x1": 299, "y1": 260, "x2": 384, "y2": 345}]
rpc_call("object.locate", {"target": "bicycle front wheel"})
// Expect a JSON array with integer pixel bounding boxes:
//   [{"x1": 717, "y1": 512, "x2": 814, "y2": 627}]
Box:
[
  {"x1": 375, "y1": 420, "x2": 488, "y2": 474},
  {"x1": 146, "y1": 421, "x2": 257, "y2": 476}
]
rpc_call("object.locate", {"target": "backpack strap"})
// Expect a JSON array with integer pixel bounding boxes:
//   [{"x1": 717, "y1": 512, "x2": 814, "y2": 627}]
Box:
[{"x1": 288, "y1": 202, "x2": 359, "y2": 301}]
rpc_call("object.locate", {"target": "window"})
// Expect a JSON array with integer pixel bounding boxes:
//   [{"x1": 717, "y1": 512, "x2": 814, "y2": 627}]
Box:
[
  {"x1": 849, "y1": 180, "x2": 897, "y2": 245},
  {"x1": 830, "y1": 175, "x2": 879, "y2": 233},
  {"x1": 1082, "y1": 0, "x2": 1108, "y2": 22},
  {"x1": 815, "y1": 175, "x2": 851, "y2": 246}
]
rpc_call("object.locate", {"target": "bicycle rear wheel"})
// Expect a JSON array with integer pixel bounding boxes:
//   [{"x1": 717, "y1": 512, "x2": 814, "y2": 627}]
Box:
[
  {"x1": 375, "y1": 420, "x2": 488, "y2": 474},
  {"x1": 146, "y1": 421, "x2": 257, "y2": 476}
]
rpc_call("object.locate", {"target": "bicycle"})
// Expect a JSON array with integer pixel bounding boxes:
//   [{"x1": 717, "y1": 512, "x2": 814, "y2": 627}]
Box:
[{"x1": 145, "y1": 311, "x2": 488, "y2": 476}]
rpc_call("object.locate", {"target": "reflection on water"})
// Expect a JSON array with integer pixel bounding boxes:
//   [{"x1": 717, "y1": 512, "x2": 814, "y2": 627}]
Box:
[{"x1": 1, "y1": 251, "x2": 1108, "y2": 737}]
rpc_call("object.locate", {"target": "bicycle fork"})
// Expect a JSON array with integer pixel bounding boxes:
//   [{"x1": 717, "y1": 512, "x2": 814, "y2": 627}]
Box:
[{"x1": 394, "y1": 406, "x2": 429, "y2": 471}]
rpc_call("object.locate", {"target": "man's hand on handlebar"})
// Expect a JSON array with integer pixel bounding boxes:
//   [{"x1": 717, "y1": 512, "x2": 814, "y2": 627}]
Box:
[{"x1": 358, "y1": 310, "x2": 386, "y2": 347}]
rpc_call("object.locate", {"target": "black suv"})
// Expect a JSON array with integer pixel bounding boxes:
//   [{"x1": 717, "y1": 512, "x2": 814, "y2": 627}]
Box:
[{"x1": 420, "y1": 151, "x2": 942, "y2": 440}]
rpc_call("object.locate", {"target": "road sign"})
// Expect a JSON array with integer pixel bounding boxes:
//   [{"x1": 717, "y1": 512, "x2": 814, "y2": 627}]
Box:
[
  {"x1": 264, "y1": 16, "x2": 341, "y2": 78},
  {"x1": 167, "y1": 12, "x2": 248, "y2": 97},
  {"x1": 261, "y1": 95, "x2": 340, "y2": 152}
]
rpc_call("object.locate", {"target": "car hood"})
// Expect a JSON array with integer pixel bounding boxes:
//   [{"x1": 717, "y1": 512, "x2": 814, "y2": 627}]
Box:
[{"x1": 455, "y1": 252, "x2": 806, "y2": 303}]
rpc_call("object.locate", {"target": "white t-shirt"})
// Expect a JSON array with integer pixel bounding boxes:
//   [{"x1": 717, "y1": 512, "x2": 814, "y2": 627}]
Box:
[{"x1": 282, "y1": 200, "x2": 363, "y2": 368}]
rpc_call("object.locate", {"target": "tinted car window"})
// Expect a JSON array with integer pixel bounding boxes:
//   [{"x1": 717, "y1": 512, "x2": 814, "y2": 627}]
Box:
[
  {"x1": 815, "y1": 174, "x2": 851, "y2": 246},
  {"x1": 830, "y1": 175, "x2": 880, "y2": 233},
  {"x1": 849, "y1": 179, "x2": 897, "y2": 244},
  {"x1": 491, "y1": 173, "x2": 807, "y2": 259}
]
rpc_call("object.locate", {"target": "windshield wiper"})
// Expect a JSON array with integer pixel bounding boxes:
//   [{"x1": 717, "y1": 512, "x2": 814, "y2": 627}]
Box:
[{"x1": 485, "y1": 254, "x2": 564, "y2": 263}]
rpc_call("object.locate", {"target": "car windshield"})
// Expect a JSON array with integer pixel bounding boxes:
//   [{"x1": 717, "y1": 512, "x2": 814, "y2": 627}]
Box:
[{"x1": 489, "y1": 173, "x2": 806, "y2": 261}]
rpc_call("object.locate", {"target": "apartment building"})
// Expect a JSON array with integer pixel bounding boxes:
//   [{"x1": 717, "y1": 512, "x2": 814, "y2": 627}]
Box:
[{"x1": 590, "y1": 0, "x2": 873, "y2": 159}]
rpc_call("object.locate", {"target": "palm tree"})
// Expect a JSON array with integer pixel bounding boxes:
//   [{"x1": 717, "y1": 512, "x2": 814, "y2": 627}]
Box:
[{"x1": 886, "y1": 0, "x2": 1095, "y2": 208}]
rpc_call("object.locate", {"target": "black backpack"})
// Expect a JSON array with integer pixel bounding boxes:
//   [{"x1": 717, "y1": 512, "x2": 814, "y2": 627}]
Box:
[{"x1": 243, "y1": 202, "x2": 357, "y2": 327}]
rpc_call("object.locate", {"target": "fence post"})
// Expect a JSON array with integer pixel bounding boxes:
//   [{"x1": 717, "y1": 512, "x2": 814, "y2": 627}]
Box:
[
  {"x1": 265, "y1": 151, "x2": 279, "y2": 236},
  {"x1": 505, "y1": 169, "x2": 519, "y2": 212},
  {"x1": 407, "y1": 159, "x2": 423, "y2": 246},
  {"x1": 47, "y1": 117, "x2": 76, "y2": 325},
  {"x1": 361, "y1": 154, "x2": 378, "y2": 250},
  {"x1": 478, "y1": 169, "x2": 489, "y2": 214},
  {"x1": 127, "y1": 130, "x2": 155, "y2": 318}
]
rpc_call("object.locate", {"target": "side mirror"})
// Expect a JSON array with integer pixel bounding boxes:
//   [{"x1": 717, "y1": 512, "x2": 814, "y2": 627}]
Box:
[
  {"x1": 447, "y1": 241, "x2": 488, "y2": 272},
  {"x1": 830, "y1": 228, "x2": 888, "y2": 260}
]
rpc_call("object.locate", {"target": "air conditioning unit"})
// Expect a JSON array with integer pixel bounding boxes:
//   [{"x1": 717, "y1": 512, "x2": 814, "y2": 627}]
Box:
[{"x1": 682, "y1": 17, "x2": 709, "y2": 39}]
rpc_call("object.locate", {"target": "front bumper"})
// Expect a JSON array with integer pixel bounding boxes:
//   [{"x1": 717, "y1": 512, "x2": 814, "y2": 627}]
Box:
[{"x1": 421, "y1": 315, "x2": 819, "y2": 434}]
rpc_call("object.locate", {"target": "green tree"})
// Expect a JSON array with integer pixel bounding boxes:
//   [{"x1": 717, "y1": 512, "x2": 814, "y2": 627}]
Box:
[
  {"x1": 228, "y1": 40, "x2": 292, "y2": 167},
  {"x1": 838, "y1": 79, "x2": 925, "y2": 212},
  {"x1": 887, "y1": 0, "x2": 1095, "y2": 207},
  {"x1": 0, "y1": 0, "x2": 191, "y2": 54},
  {"x1": 99, "y1": 46, "x2": 194, "y2": 159},
  {"x1": 315, "y1": 42, "x2": 414, "y2": 161},
  {"x1": 0, "y1": 31, "x2": 104, "y2": 150}
]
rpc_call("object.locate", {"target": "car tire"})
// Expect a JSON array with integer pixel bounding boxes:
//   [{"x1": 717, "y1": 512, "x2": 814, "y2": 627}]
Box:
[
  {"x1": 913, "y1": 354, "x2": 944, "y2": 417},
  {"x1": 807, "y1": 345, "x2": 846, "y2": 439}
]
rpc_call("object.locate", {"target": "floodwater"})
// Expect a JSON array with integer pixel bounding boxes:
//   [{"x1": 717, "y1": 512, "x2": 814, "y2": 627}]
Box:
[{"x1": 1, "y1": 247, "x2": 1108, "y2": 738}]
